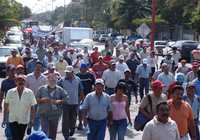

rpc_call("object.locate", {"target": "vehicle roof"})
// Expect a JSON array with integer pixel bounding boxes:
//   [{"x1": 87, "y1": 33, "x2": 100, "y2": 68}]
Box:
[{"x1": 0, "y1": 45, "x2": 18, "y2": 49}]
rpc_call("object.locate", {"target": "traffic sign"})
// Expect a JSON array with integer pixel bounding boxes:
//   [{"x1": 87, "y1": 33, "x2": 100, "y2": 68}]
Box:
[{"x1": 136, "y1": 23, "x2": 151, "y2": 38}]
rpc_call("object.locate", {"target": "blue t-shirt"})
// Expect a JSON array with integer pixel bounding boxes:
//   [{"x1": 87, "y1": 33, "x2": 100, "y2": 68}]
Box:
[
  {"x1": 193, "y1": 79, "x2": 200, "y2": 97},
  {"x1": 1, "y1": 78, "x2": 16, "y2": 97}
]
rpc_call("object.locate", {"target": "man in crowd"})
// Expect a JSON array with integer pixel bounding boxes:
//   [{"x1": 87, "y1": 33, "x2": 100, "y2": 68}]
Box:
[
  {"x1": 3, "y1": 74, "x2": 37, "y2": 140},
  {"x1": 81, "y1": 79, "x2": 112, "y2": 140},
  {"x1": 116, "y1": 55, "x2": 129, "y2": 74},
  {"x1": 139, "y1": 80, "x2": 167, "y2": 120},
  {"x1": 102, "y1": 60, "x2": 124, "y2": 95},
  {"x1": 26, "y1": 61, "x2": 47, "y2": 131},
  {"x1": 168, "y1": 85, "x2": 196, "y2": 140},
  {"x1": 90, "y1": 47, "x2": 100, "y2": 65},
  {"x1": 0, "y1": 65, "x2": 16, "y2": 111},
  {"x1": 92, "y1": 56, "x2": 108, "y2": 78},
  {"x1": 36, "y1": 73, "x2": 68, "y2": 140},
  {"x1": 136, "y1": 58, "x2": 152, "y2": 100},
  {"x1": 176, "y1": 59, "x2": 190, "y2": 75},
  {"x1": 142, "y1": 102, "x2": 180, "y2": 140},
  {"x1": 183, "y1": 82, "x2": 200, "y2": 140},
  {"x1": 26, "y1": 54, "x2": 40, "y2": 74},
  {"x1": 0, "y1": 65, "x2": 16, "y2": 140},
  {"x1": 126, "y1": 52, "x2": 140, "y2": 80},
  {"x1": 161, "y1": 53, "x2": 175, "y2": 73},
  {"x1": 193, "y1": 70, "x2": 200, "y2": 97},
  {"x1": 76, "y1": 63, "x2": 95, "y2": 130},
  {"x1": 6, "y1": 49, "x2": 24, "y2": 66},
  {"x1": 158, "y1": 63, "x2": 175, "y2": 94},
  {"x1": 58, "y1": 66, "x2": 84, "y2": 140},
  {"x1": 186, "y1": 62, "x2": 199, "y2": 82},
  {"x1": 118, "y1": 69, "x2": 138, "y2": 104}
]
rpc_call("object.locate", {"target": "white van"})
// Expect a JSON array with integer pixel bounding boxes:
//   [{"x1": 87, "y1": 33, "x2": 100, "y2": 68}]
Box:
[{"x1": 55, "y1": 27, "x2": 93, "y2": 45}]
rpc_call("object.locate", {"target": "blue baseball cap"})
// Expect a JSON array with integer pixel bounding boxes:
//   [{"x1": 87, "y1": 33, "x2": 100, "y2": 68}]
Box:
[{"x1": 80, "y1": 63, "x2": 87, "y2": 69}]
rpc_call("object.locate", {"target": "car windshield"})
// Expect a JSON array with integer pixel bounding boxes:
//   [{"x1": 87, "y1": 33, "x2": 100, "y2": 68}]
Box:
[{"x1": 0, "y1": 48, "x2": 12, "y2": 57}]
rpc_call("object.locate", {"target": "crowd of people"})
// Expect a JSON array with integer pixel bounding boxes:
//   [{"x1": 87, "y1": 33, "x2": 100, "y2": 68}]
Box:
[{"x1": 0, "y1": 36, "x2": 200, "y2": 140}]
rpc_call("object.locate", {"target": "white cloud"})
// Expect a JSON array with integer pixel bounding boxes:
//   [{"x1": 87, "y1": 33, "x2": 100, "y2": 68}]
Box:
[{"x1": 16, "y1": 0, "x2": 71, "y2": 13}]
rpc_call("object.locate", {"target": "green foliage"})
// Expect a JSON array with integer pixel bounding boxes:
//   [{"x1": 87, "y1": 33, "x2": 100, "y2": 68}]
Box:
[
  {"x1": 0, "y1": 0, "x2": 32, "y2": 31},
  {"x1": 191, "y1": 3, "x2": 200, "y2": 33},
  {"x1": 132, "y1": 16, "x2": 167, "y2": 26}
]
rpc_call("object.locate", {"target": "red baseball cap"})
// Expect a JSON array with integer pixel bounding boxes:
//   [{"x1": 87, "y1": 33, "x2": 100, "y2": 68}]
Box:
[{"x1": 151, "y1": 80, "x2": 164, "y2": 89}]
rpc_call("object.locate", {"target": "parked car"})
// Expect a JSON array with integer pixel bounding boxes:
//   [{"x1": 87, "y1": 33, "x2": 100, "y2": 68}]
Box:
[
  {"x1": 0, "y1": 46, "x2": 19, "y2": 77},
  {"x1": 172, "y1": 40, "x2": 199, "y2": 62},
  {"x1": 99, "y1": 34, "x2": 109, "y2": 42}
]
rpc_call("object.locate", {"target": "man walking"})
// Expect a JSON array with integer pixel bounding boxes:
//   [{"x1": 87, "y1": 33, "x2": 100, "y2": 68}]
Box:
[
  {"x1": 58, "y1": 66, "x2": 84, "y2": 140},
  {"x1": 3, "y1": 75, "x2": 37, "y2": 140},
  {"x1": 76, "y1": 63, "x2": 95, "y2": 130},
  {"x1": 102, "y1": 60, "x2": 124, "y2": 95},
  {"x1": 26, "y1": 61, "x2": 47, "y2": 130},
  {"x1": 142, "y1": 102, "x2": 180, "y2": 140},
  {"x1": 168, "y1": 85, "x2": 196, "y2": 140},
  {"x1": 36, "y1": 73, "x2": 68, "y2": 140},
  {"x1": 183, "y1": 82, "x2": 200, "y2": 140},
  {"x1": 81, "y1": 79, "x2": 112, "y2": 140},
  {"x1": 139, "y1": 80, "x2": 167, "y2": 120},
  {"x1": 136, "y1": 58, "x2": 152, "y2": 100}
]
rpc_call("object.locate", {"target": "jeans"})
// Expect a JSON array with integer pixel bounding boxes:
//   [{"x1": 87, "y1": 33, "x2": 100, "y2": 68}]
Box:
[
  {"x1": 9, "y1": 122, "x2": 27, "y2": 140},
  {"x1": 195, "y1": 119, "x2": 200, "y2": 140},
  {"x1": 62, "y1": 105, "x2": 78, "y2": 139},
  {"x1": 40, "y1": 115, "x2": 59, "y2": 140},
  {"x1": 87, "y1": 119, "x2": 107, "y2": 140},
  {"x1": 139, "y1": 78, "x2": 149, "y2": 100},
  {"x1": 109, "y1": 119, "x2": 127, "y2": 140},
  {"x1": 33, "y1": 105, "x2": 40, "y2": 131},
  {"x1": 5, "y1": 123, "x2": 12, "y2": 140}
]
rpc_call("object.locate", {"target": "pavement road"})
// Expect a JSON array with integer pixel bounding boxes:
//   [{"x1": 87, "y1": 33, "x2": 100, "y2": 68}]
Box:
[{"x1": 0, "y1": 78, "x2": 143, "y2": 140}]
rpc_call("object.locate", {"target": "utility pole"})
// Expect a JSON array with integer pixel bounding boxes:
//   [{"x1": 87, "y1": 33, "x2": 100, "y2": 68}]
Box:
[{"x1": 150, "y1": 0, "x2": 157, "y2": 50}]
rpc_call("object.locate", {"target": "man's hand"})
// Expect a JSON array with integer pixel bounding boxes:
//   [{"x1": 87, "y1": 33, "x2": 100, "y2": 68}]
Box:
[
  {"x1": 1, "y1": 120, "x2": 6, "y2": 128},
  {"x1": 40, "y1": 98, "x2": 51, "y2": 103}
]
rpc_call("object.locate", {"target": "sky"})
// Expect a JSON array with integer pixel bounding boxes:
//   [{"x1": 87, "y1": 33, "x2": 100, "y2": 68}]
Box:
[{"x1": 16, "y1": 0, "x2": 71, "y2": 13}]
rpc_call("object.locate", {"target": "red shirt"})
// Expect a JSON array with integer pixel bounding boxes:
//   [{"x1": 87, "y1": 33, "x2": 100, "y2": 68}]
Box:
[
  {"x1": 92, "y1": 62, "x2": 108, "y2": 78},
  {"x1": 103, "y1": 56, "x2": 113, "y2": 64},
  {"x1": 90, "y1": 51, "x2": 100, "y2": 64}
]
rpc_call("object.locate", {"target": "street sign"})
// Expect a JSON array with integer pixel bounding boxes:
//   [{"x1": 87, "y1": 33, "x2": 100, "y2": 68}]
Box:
[{"x1": 136, "y1": 23, "x2": 151, "y2": 38}]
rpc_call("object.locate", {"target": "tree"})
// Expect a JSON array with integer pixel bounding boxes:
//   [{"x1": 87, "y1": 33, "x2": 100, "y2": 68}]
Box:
[
  {"x1": 191, "y1": 3, "x2": 200, "y2": 34},
  {"x1": 111, "y1": 0, "x2": 151, "y2": 30},
  {"x1": 20, "y1": 6, "x2": 32, "y2": 19}
]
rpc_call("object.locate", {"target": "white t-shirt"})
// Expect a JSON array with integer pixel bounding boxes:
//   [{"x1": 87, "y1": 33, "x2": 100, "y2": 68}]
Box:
[
  {"x1": 142, "y1": 117, "x2": 180, "y2": 140},
  {"x1": 102, "y1": 69, "x2": 124, "y2": 88},
  {"x1": 147, "y1": 56, "x2": 158, "y2": 68},
  {"x1": 5, "y1": 88, "x2": 37, "y2": 124},
  {"x1": 116, "y1": 62, "x2": 129, "y2": 73}
]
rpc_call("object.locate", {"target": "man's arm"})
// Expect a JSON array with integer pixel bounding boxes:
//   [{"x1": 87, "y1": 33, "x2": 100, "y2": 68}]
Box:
[
  {"x1": 188, "y1": 106, "x2": 197, "y2": 140},
  {"x1": 3, "y1": 103, "x2": 9, "y2": 125},
  {"x1": 0, "y1": 89, "x2": 4, "y2": 111},
  {"x1": 30, "y1": 106, "x2": 35, "y2": 125}
]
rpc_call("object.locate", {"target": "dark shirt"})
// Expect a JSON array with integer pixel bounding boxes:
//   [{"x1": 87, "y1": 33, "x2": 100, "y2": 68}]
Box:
[
  {"x1": 76, "y1": 72, "x2": 95, "y2": 95},
  {"x1": 1, "y1": 78, "x2": 16, "y2": 97},
  {"x1": 126, "y1": 59, "x2": 140, "y2": 75}
]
